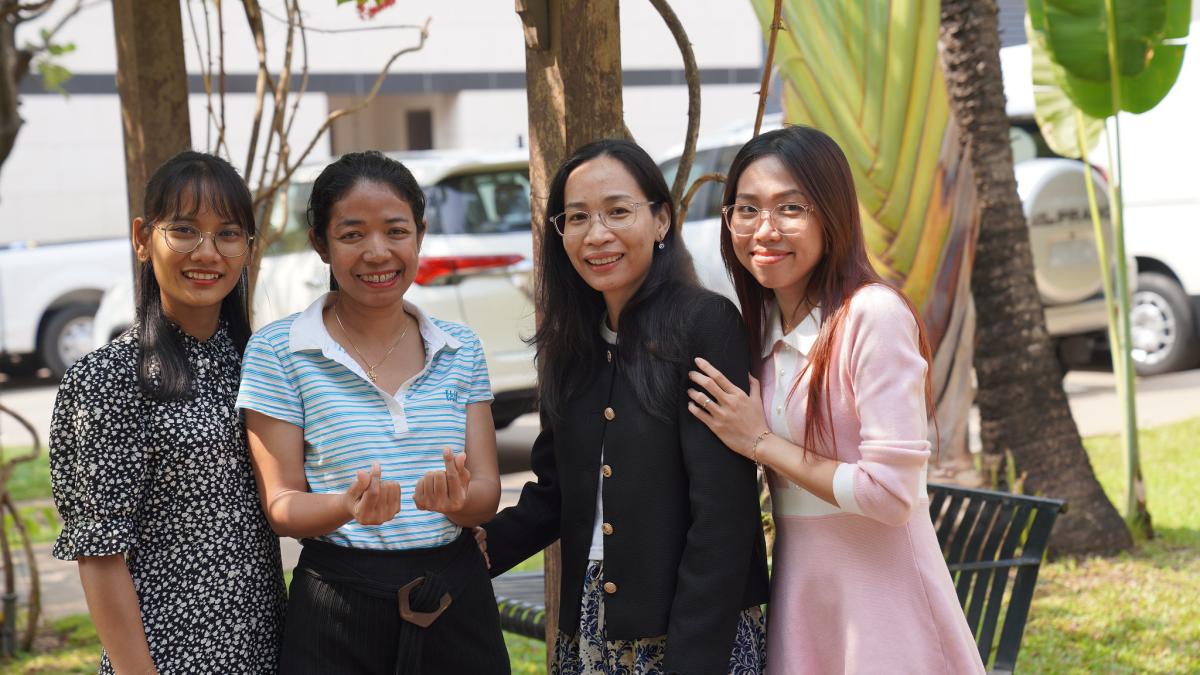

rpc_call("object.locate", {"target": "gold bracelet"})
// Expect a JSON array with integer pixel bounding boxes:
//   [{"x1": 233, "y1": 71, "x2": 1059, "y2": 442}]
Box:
[{"x1": 751, "y1": 429, "x2": 772, "y2": 466}]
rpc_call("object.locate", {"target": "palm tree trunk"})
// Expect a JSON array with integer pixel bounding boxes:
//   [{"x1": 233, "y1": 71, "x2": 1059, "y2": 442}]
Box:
[{"x1": 939, "y1": 0, "x2": 1132, "y2": 556}]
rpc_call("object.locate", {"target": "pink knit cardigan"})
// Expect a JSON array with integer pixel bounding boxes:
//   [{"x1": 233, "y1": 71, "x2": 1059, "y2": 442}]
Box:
[{"x1": 759, "y1": 284, "x2": 985, "y2": 674}]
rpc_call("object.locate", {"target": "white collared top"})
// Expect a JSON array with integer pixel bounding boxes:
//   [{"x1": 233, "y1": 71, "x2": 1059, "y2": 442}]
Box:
[
  {"x1": 586, "y1": 319, "x2": 619, "y2": 561},
  {"x1": 236, "y1": 292, "x2": 493, "y2": 550},
  {"x1": 761, "y1": 303, "x2": 865, "y2": 517}
]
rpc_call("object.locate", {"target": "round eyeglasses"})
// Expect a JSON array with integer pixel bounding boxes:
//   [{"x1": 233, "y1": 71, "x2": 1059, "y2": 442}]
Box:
[
  {"x1": 550, "y1": 201, "x2": 657, "y2": 237},
  {"x1": 155, "y1": 223, "x2": 253, "y2": 258},
  {"x1": 722, "y1": 202, "x2": 815, "y2": 236}
]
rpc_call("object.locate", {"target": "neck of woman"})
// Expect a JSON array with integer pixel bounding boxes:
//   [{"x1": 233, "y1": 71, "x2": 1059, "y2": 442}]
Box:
[
  {"x1": 774, "y1": 282, "x2": 814, "y2": 334},
  {"x1": 329, "y1": 292, "x2": 412, "y2": 341},
  {"x1": 162, "y1": 300, "x2": 221, "y2": 342}
]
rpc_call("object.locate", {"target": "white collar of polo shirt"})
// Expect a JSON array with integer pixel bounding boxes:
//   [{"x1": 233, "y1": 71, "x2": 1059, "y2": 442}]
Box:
[
  {"x1": 599, "y1": 317, "x2": 618, "y2": 346},
  {"x1": 761, "y1": 300, "x2": 821, "y2": 359},
  {"x1": 287, "y1": 292, "x2": 462, "y2": 359}
]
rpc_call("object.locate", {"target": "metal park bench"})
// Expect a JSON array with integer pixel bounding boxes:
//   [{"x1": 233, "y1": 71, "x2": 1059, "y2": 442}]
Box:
[{"x1": 491, "y1": 482, "x2": 1066, "y2": 674}]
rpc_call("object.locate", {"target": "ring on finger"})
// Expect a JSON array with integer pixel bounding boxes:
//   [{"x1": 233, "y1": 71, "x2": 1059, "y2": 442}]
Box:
[{"x1": 700, "y1": 396, "x2": 713, "y2": 410}]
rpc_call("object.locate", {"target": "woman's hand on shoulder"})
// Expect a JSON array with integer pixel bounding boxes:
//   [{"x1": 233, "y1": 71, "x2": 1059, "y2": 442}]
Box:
[
  {"x1": 472, "y1": 526, "x2": 490, "y2": 569},
  {"x1": 413, "y1": 447, "x2": 472, "y2": 516},
  {"x1": 342, "y1": 463, "x2": 403, "y2": 525},
  {"x1": 687, "y1": 357, "x2": 770, "y2": 461}
]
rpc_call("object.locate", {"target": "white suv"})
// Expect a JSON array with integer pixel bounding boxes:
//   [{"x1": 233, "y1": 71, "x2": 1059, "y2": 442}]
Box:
[{"x1": 92, "y1": 151, "x2": 538, "y2": 427}]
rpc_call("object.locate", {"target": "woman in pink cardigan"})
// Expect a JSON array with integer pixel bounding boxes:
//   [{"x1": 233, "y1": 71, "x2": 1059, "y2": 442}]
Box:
[{"x1": 686, "y1": 125, "x2": 985, "y2": 674}]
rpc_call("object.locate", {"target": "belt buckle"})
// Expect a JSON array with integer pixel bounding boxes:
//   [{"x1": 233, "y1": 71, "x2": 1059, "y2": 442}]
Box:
[{"x1": 397, "y1": 576, "x2": 453, "y2": 628}]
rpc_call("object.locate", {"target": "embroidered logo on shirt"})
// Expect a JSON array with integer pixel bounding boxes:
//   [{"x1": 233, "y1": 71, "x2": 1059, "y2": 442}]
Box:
[{"x1": 445, "y1": 388, "x2": 460, "y2": 402}]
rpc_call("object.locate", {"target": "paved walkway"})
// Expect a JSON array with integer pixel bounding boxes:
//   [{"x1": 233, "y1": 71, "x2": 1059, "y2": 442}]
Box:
[{"x1": 4, "y1": 367, "x2": 1200, "y2": 620}]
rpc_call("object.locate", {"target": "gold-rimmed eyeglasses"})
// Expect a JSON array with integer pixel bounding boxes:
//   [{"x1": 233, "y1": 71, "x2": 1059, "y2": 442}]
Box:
[
  {"x1": 549, "y1": 201, "x2": 657, "y2": 237},
  {"x1": 722, "y1": 202, "x2": 814, "y2": 236},
  {"x1": 155, "y1": 223, "x2": 254, "y2": 258}
]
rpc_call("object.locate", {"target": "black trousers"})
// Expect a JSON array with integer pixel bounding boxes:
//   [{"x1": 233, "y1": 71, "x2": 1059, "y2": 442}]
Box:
[{"x1": 279, "y1": 533, "x2": 510, "y2": 675}]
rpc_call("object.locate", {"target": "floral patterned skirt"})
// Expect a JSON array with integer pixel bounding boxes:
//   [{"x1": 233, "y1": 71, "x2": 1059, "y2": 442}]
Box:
[{"x1": 551, "y1": 560, "x2": 766, "y2": 675}]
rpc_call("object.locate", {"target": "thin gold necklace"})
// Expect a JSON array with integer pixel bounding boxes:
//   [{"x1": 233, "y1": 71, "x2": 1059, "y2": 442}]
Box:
[
  {"x1": 333, "y1": 306, "x2": 411, "y2": 384},
  {"x1": 781, "y1": 298, "x2": 813, "y2": 335}
]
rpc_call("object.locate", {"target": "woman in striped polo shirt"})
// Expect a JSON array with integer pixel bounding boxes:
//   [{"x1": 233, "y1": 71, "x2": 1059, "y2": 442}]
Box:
[{"x1": 237, "y1": 151, "x2": 508, "y2": 674}]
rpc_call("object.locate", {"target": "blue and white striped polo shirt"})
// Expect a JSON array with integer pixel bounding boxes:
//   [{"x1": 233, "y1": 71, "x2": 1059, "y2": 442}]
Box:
[{"x1": 235, "y1": 293, "x2": 493, "y2": 550}]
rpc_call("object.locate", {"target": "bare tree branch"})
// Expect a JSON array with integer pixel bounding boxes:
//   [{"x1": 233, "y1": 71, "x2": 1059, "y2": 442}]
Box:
[
  {"x1": 242, "y1": 0, "x2": 274, "y2": 179},
  {"x1": 753, "y1": 0, "x2": 783, "y2": 137},
  {"x1": 27, "y1": 0, "x2": 85, "y2": 41},
  {"x1": 1, "y1": 0, "x2": 53, "y2": 22},
  {"x1": 678, "y1": 172, "x2": 725, "y2": 225},
  {"x1": 183, "y1": 0, "x2": 216, "y2": 151},
  {"x1": 254, "y1": 0, "x2": 298, "y2": 203},
  {"x1": 257, "y1": 16, "x2": 432, "y2": 201},
  {"x1": 648, "y1": 0, "x2": 700, "y2": 214},
  {"x1": 215, "y1": 0, "x2": 228, "y2": 159},
  {"x1": 282, "y1": 0, "x2": 310, "y2": 144},
  {"x1": 260, "y1": 3, "x2": 424, "y2": 35}
]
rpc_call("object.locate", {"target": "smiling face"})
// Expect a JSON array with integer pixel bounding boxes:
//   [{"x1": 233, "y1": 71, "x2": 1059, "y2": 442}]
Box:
[
  {"x1": 561, "y1": 155, "x2": 669, "y2": 321},
  {"x1": 133, "y1": 200, "x2": 249, "y2": 324},
  {"x1": 312, "y1": 179, "x2": 424, "y2": 310},
  {"x1": 730, "y1": 155, "x2": 825, "y2": 299}
]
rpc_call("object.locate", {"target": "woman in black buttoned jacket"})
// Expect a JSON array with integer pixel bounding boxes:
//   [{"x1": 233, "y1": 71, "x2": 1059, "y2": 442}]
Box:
[{"x1": 480, "y1": 139, "x2": 769, "y2": 675}]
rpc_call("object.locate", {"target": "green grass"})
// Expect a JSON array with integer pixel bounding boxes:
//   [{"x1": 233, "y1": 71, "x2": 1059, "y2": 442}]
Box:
[
  {"x1": 1018, "y1": 417, "x2": 1200, "y2": 674},
  {"x1": 0, "y1": 615, "x2": 98, "y2": 674},
  {"x1": 503, "y1": 550, "x2": 548, "y2": 670},
  {"x1": 2, "y1": 447, "x2": 51, "y2": 502}
]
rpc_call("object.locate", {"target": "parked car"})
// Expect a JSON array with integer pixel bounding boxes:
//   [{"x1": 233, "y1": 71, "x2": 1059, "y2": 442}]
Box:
[
  {"x1": 1001, "y1": 37, "x2": 1200, "y2": 375},
  {"x1": 661, "y1": 112, "x2": 1121, "y2": 371},
  {"x1": 92, "y1": 150, "x2": 538, "y2": 428},
  {"x1": 0, "y1": 237, "x2": 130, "y2": 378}
]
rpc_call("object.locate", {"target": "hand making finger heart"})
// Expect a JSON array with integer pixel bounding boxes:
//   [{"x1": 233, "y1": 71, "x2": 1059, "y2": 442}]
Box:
[
  {"x1": 413, "y1": 447, "x2": 471, "y2": 515},
  {"x1": 343, "y1": 462, "x2": 403, "y2": 525}
]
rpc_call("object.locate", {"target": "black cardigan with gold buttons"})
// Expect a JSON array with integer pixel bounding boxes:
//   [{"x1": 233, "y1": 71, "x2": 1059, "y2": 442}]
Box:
[{"x1": 485, "y1": 290, "x2": 769, "y2": 675}]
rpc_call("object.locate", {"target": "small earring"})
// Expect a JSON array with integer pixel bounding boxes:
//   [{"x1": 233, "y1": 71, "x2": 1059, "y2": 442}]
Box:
[{"x1": 657, "y1": 240, "x2": 665, "y2": 250}]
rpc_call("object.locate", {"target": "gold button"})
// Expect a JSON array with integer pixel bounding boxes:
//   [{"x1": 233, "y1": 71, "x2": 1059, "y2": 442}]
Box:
[
  {"x1": 603, "y1": 581, "x2": 617, "y2": 594},
  {"x1": 601, "y1": 464, "x2": 613, "y2": 478},
  {"x1": 601, "y1": 522, "x2": 613, "y2": 536},
  {"x1": 604, "y1": 407, "x2": 615, "y2": 421}
]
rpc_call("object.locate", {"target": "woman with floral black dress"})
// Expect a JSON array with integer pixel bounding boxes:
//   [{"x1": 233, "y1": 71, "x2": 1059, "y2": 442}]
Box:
[{"x1": 50, "y1": 151, "x2": 285, "y2": 674}]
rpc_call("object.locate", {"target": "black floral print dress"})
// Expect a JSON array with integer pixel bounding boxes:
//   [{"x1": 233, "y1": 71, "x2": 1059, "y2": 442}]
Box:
[{"x1": 50, "y1": 324, "x2": 286, "y2": 674}]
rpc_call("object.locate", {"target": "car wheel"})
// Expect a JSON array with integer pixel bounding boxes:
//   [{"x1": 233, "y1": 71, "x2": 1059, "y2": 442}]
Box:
[
  {"x1": 1130, "y1": 272, "x2": 1200, "y2": 376},
  {"x1": 39, "y1": 304, "x2": 97, "y2": 379}
]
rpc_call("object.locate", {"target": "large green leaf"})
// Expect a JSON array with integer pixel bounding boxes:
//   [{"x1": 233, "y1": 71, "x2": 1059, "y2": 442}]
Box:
[
  {"x1": 1027, "y1": 16, "x2": 1104, "y2": 158},
  {"x1": 748, "y1": 0, "x2": 977, "y2": 358},
  {"x1": 1030, "y1": 0, "x2": 1191, "y2": 117},
  {"x1": 1043, "y1": 0, "x2": 1165, "y2": 81}
]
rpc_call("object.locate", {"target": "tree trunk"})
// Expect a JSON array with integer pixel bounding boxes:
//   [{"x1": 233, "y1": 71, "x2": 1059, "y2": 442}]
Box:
[
  {"x1": 112, "y1": 0, "x2": 192, "y2": 223},
  {"x1": 0, "y1": 13, "x2": 22, "y2": 175},
  {"x1": 939, "y1": 0, "x2": 1132, "y2": 556},
  {"x1": 517, "y1": 0, "x2": 625, "y2": 661}
]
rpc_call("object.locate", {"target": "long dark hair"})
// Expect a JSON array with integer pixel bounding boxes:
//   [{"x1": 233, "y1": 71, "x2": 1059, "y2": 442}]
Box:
[
  {"x1": 306, "y1": 150, "x2": 426, "y2": 290},
  {"x1": 535, "y1": 138, "x2": 699, "y2": 422},
  {"x1": 719, "y1": 126, "x2": 934, "y2": 449},
  {"x1": 135, "y1": 151, "x2": 256, "y2": 400}
]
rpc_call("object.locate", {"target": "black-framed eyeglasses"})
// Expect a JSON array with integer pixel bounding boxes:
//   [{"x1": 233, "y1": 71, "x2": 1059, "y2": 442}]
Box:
[
  {"x1": 722, "y1": 202, "x2": 814, "y2": 236},
  {"x1": 549, "y1": 201, "x2": 657, "y2": 237},
  {"x1": 155, "y1": 223, "x2": 254, "y2": 258}
]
